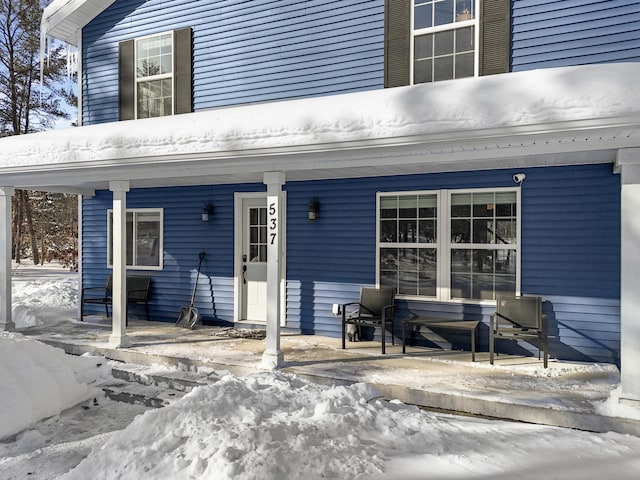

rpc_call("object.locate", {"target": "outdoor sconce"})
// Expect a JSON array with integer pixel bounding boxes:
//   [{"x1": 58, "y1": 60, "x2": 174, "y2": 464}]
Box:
[
  {"x1": 201, "y1": 203, "x2": 214, "y2": 222},
  {"x1": 307, "y1": 198, "x2": 320, "y2": 223}
]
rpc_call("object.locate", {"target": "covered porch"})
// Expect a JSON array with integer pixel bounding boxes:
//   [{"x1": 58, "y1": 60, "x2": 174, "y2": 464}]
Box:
[
  {"x1": 16, "y1": 317, "x2": 640, "y2": 436},
  {"x1": 2, "y1": 63, "x2": 640, "y2": 406}
]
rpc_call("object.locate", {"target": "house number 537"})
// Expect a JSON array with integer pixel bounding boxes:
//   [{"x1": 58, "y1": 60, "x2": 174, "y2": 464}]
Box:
[{"x1": 269, "y1": 202, "x2": 277, "y2": 245}]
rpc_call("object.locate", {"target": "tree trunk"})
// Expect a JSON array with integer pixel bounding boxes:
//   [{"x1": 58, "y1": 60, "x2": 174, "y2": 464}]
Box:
[
  {"x1": 12, "y1": 192, "x2": 22, "y2": 263},
  {"x1": 21, "y1": 190, "x2": 39, "y2": 265}
]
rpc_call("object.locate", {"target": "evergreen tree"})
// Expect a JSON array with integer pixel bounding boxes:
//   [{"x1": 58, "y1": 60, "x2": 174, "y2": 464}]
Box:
[{"x1": 1, "y1": 0, "x2": 78, "y2": 268}]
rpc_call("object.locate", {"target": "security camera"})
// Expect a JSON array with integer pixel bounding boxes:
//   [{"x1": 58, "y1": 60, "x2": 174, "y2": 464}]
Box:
[{"x1": 513, "y1": 173, "x2": 526, "y2": 184}]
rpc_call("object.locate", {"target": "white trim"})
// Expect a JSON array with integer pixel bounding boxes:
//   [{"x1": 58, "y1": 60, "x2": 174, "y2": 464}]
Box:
[
  {"x1": 107, "y1": 208, "x2": 164, "y2": 271},
  {"x1": 233, "y1": 192, "x2": 287, "y2": 327},
  {"x1": 77, "y1": 194, "x2": 83, "y2": 320},
  {"x1": 376, "y1": 186, "x2": 520, "y2": 305},
  {"x1": 134, "y1": 31, "x2": 175, "y2": 119},
  {"x1": 411, "y1": 0, "x2": 480, "y2": 84}
]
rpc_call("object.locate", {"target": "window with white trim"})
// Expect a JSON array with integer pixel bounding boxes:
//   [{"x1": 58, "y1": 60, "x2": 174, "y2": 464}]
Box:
[
  {"x1": 135, "y1": 32, "x2": 173, "y2": 118},
  {"x1": 377, "y1": 188, "x2": 519, "y2": 302},
  {"x1": 108, "y1": 209, "x2": 163, "y2": 270},
  {"x1": 413, "y1": 0, "x2": 478, "y2": 84}
]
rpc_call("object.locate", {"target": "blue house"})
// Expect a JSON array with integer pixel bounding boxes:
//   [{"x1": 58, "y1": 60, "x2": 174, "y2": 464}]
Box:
[{"x1": 2, "y1": 0, "x2": 640, "y2": 404}]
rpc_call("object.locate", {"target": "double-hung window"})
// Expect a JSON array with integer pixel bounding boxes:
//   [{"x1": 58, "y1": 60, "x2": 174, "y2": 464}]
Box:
[
  {"x1": 119, "y1": 28, "x2": 192, "y2": 121},
  {"x1": 135, "y1": 33, "x2": 174, "y2": 118},
  {"x1": 108, "y1": 209, "x2": 163, "y2": 270},
  {"x1": 412, "y1": 0, "x2": 478, "y2": 83},
  {"x1": 378, "y1": 188, "x2": 519, "y2": 302}
]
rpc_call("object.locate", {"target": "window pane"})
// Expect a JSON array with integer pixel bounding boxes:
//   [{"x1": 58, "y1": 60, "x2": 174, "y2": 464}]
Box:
[
  {"x1": 414, "y1": 34, "x2": 433, "y2": 59},
  {"x1": 495, "y1": 192, "x2": 517, "y2": 216},
  {"x1": 434, "y1": 30, "x2": 454, "y2": 56},
  {"x1": 418, "y1": 194, "x2": 437, "y2": 217},
  {"x1": 495, "y1": 250, "x2": 516, "y2": 274},
  {"x1": 451, "y1": 219, "x2": 470, "y2": 243},
  {"x1": 399, "y1": 220, "x2": 418, "y2": 243},
  {"x1": 418, "y1": 219, "x2": 436, "y2": 243},
  {"x1": 434, "y1": 56, "x2": 453, "y2": 82},
  {"x1": 451, "y1": 193, "x2": 471, "y2": 216},
  {"x1": 418, "y1": 248, "x2": 437, "y2": 296},
  {"x1": 126, "y1": 214, "x2": 134, "y2": 265},
  {"x1": 414, "y1": 2, "x2": 433, "y2": 29},
  {"x1": 472, "y1": 219, "x2": 494, "y2": 244},
  {"x1": 456, "y1": 26, "x2": 474, "y2": 51},
  {"x1": 414, "y1": 59, "x2": 433, "y2": 84},
  {"x1": 380, "y1": 220, "x2": 397, "y2": 243},
  {"x1": 380, "y1": 196, "x2": 398, "y2": 217},
  {"x1": 495, "y1": 273, "x2": 517, "y2": 298},
  {"x1": 456, "y1": 0, "x2": 474, "y2": 21},
  {"x1": 380, "y1": 248, "x2": 398, "y2": 272},
  {"x1": 136, "y1": 215, "x2": 160, "y2": 267},
  {"x1": 473, "y1": 192, "x2": 494, "y2": 217},
  {"x1": 434, "y1": 0, "x2": 454, "y2": 26},
  {"x1": 496, "y1": 219, "x2": 516, "y2": 244},
  {"x1": 399, "y1": 196, "x2": 418, "y2": 217},
  {"x1": 451, "y1": 273, "x2": 471, "y2": 299},
  {"x1": 455, "y1": 52, "x2": 474, "y2": 78},
  {"x1": 471, "y1": 274, "x2": 495, "y2": 300}
]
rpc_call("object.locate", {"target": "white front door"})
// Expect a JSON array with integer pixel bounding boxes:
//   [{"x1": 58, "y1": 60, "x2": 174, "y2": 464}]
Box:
[{"x1": 241, "y1": 197, "x2": 268, "y2": 322}]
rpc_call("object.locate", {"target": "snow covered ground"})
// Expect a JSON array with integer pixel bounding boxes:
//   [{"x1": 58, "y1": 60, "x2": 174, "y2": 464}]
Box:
[{"x1": 3, "y1": 262, "x2": 640, "y2": 479}]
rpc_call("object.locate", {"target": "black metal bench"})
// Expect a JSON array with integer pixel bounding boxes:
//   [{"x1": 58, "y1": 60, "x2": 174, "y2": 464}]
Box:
[
  {"x1": 402, "y1": 316, "x2": 480, "y2": 361},
  {"x1": 81, "y1": 275, "x2": 152, "y2": 323}
]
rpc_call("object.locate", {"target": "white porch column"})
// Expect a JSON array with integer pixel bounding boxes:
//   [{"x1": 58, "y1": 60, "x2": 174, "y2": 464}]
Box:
[
  {"x1": 0, "y1": 187, "x2": 15, "y2": 331},
  {"x1": 619, "y1": 149, "x2": 640, "y2": 405},
  {"x1": 109, "y1": 181, "x2": 130, "y2": 348},
  {"x1": 261, "y1": 171, "x2": 285, "y2": 369}
]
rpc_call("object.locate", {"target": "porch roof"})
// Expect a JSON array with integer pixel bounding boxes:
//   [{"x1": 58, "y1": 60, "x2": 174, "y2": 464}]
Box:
[{"x1": 1, "y1": 63, "x2": 640, "y2": 194}]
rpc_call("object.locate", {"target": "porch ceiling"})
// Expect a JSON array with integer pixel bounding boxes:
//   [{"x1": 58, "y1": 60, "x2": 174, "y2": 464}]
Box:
[{"x1": 1, "y1": 63, "x2": 640, "y2": 194}]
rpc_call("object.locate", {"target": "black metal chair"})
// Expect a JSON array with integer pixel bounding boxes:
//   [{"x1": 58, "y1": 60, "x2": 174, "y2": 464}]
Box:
[
  {"x1": 490, "y1": 295, "x2": 548, "y2": 368},
  {"x1": 341, "y1": 286, "x2": 396, "y2": 354}
]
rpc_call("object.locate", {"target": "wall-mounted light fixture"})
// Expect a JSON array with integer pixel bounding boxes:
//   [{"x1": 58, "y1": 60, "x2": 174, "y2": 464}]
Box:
[
  {"x1": 202, "y1": 203, "x2": 214, "y2": 222},
  {"x1": 307, "y1": 198, "x2": 320, "y2": 223}
]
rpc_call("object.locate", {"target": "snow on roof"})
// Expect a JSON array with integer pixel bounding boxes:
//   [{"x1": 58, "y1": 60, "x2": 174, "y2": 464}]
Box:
[{"x1": 1, "y1": 63, "x2": 640, "y2": 189}]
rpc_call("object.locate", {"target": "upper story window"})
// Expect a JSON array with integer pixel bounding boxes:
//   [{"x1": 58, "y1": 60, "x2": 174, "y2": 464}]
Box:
[
  {"x1": 377, "y1": 187, "x2": 519, "y2": 303},
  {"x1": 413, "y1": 0, "x2": 477, "y2": 84},
  {"x1": 384, "y1": 0, "x2": 510, "y2": 88},
  {"x1": 119, "y1": 28, "x2": 192, "y2": 121},
  {"x1": 135, "y1": 33, "x2": 174, "y2": 118}
]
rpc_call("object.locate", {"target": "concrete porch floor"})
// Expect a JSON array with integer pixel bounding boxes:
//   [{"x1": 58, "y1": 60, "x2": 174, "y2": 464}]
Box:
[{"x1": 18, "y1": 319, "x2": 640, "y2": 436}]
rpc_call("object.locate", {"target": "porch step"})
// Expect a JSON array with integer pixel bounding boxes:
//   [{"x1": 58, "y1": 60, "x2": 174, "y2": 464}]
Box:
[{"x1": 103, "y1": 363, "x2": 224, "y2": 408}]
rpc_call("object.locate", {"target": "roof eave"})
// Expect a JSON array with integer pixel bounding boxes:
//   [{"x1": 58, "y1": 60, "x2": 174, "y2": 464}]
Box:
[{"x1": 41, "y1": 0, "x2": 116, "y2": 45}]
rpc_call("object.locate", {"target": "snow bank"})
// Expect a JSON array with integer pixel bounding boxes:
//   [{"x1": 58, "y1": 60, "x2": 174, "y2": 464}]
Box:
[
  {"x1": 61, "y1": 371, "x2": 640, "y2": 480},
  {"x1": 0, "y1": 332, "x2": 106, "y2": 440},
  {"x1": 62, "y1": 372, "x2": 433, "y2": 479},
  {"x1": 1, "y1": 63, "x2": 639, "y2": 167},
  {"x1": 12, "y1": 273, "x2": 79, "y2": 328}
]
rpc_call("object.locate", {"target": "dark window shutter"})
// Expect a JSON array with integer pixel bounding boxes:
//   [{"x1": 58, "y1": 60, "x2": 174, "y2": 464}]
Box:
[
  {"x1": 480, "y1": 0, "x2": 511, "y2": 76},
  {"x1": 118, "y1": 39, "x2": 135, "y2": 121},
  {"x1": 173, "y1": 27, "x2": 193, "y2": 115},
  {"x1": 384, "y1": 0, "x2": 411, "y2": 88}
]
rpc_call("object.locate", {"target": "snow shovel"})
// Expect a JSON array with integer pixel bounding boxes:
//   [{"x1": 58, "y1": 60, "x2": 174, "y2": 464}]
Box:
[{"x1": 177, "y1": 251, "x2": 206, "y2": 329}]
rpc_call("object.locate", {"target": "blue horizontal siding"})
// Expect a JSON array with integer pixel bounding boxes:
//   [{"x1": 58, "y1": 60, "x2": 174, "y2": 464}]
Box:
[
  {"x1": 82, "y1": 163, "x2": 621, "y2": 364},
  {"x1": 512, "y1": 0, "x2": 640, "y2": 70},
  {"x1": 82, "y1": 0, "x2": 384, "y2": 125},
  {"x1": 283, "y1": 164, "x2": 620, "y2": 363}
]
